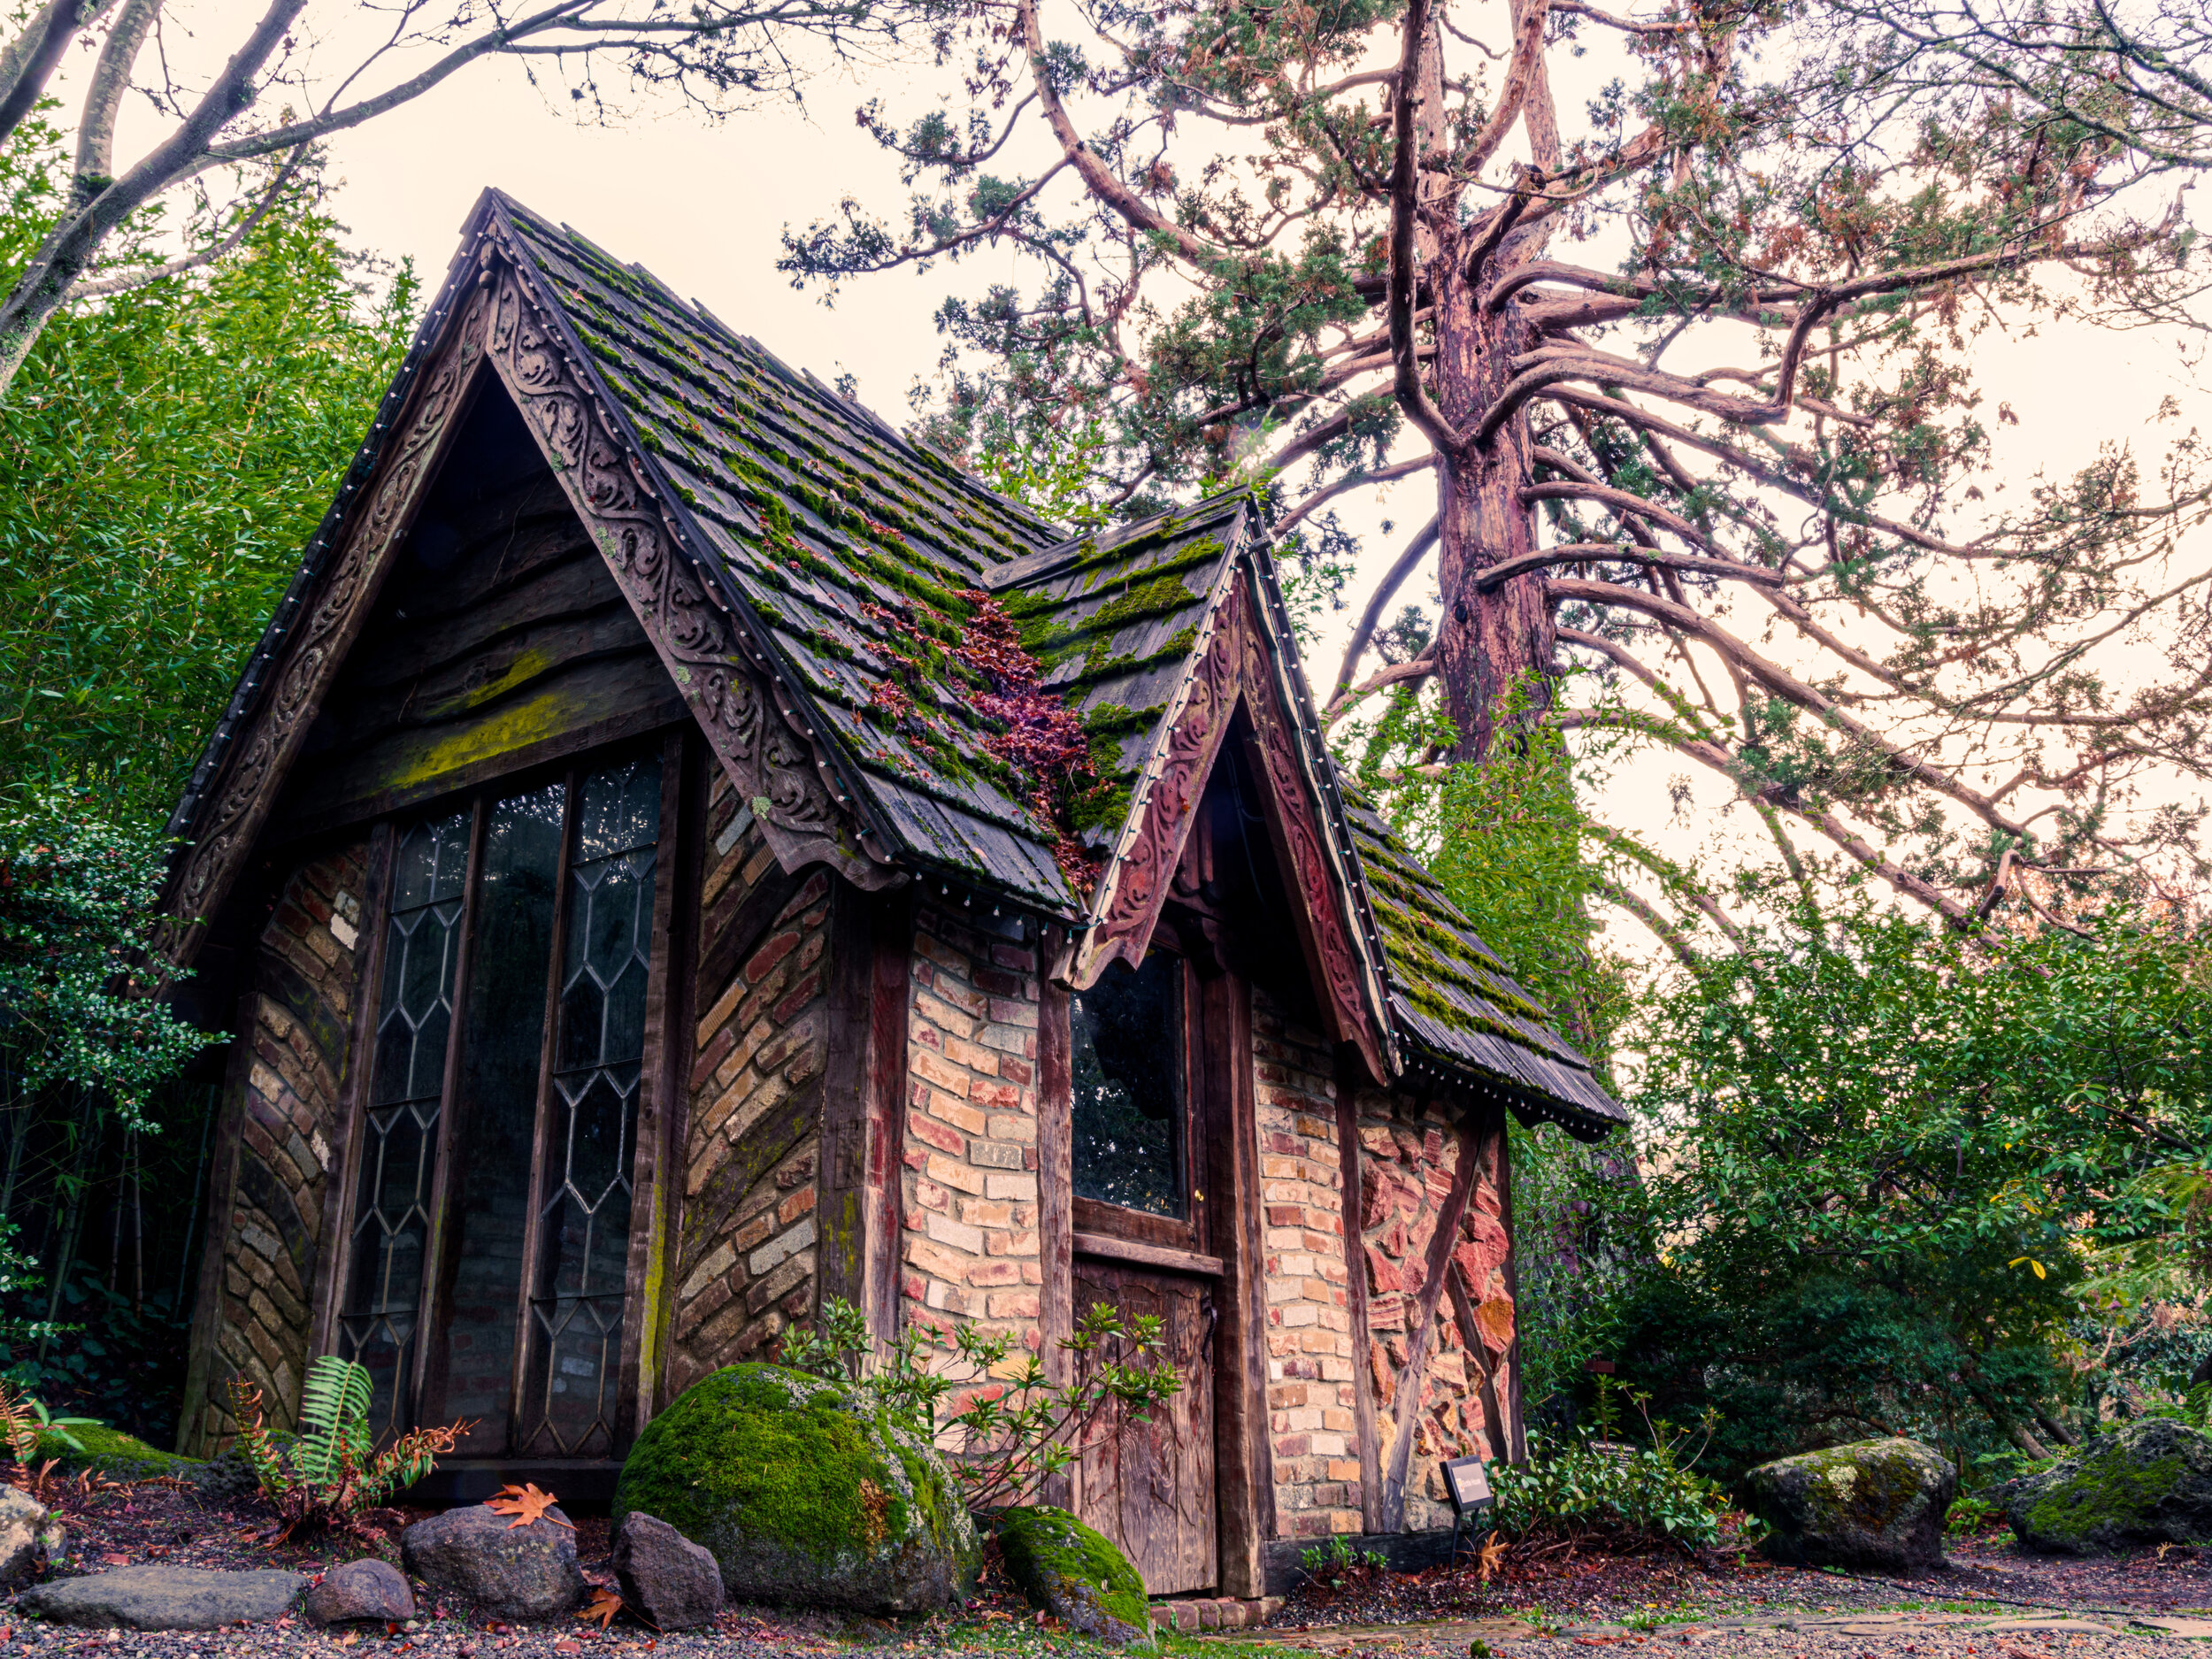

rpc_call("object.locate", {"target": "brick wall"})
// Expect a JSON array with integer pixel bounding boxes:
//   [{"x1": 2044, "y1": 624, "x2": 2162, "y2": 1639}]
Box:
[
  {"x1": 664, "y1": 776, "x2": 830, "y2": 1394},
  {"x1": 898, "y1": 902, "x2": 1042, "y2": 1348},
  {"x1": 1357, "y1": 1095, "x2": 1514, "y2": 1533},
  {"x1": 1251, "y1": 989, "x2": 1363, "y2": 1538},
  {"x1": 192, "y1": 845, "x2": 368, "y2": 1451}
]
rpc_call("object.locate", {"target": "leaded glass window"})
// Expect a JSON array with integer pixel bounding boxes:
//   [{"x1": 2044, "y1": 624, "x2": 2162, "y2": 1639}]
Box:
[
  {"x1": 333, "y1": 749, "x2": 667, "y2": 1455},
  {"x1": 339, "y1": 810, "x2": 469, "y2": 1435}
]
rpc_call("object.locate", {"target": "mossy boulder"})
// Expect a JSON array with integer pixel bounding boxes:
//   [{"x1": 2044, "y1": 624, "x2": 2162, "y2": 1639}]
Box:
[
  {"x1": 2007, "y1": 1417, "x2": 2212, "y2": 1555},
  {"x1": 994, "y1": 1506, "x2": 1152, "y2": 1647},
  {"x1": 1743, "y1": 1438, "x2": 1955, "y2": 1573},
  {"x1": 35, "y1": 1424, "x2": 199, "y2": 1484},
  {"x1": 613, "y1": 1363, "x2": 978, "y2": 1614}
]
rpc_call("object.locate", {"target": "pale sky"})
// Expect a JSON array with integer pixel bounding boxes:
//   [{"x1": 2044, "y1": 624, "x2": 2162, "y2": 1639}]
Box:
[{"x1": 60, "y1": 4, "x2": 2212, "y2": 966}]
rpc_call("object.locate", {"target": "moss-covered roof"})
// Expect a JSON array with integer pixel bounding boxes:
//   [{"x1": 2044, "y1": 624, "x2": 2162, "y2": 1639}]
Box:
[
  {"x1": 987, "y1": 497, "x2": 1248, "y2": 849},
  {"x1": 169, "y1": 188, "x2": 1619, "y2": 1135},
  {"x1": 489, "y1": 199, "x2": 1099, "y2": 910},
  {"x1": 1342, "y1": 788, "x2": 1624, "y2": 1135}
]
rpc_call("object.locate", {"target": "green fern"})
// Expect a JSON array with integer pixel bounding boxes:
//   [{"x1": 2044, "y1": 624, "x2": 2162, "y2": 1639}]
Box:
[{"x1": 294, "y1": 1355, "x2": 373, "y2": 1485}]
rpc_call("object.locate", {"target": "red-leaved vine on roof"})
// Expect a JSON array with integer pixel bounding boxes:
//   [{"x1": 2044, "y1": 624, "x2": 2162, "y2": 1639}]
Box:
[{"x1": 861, "y1": 590, "x2": 1102, "y2": 896}]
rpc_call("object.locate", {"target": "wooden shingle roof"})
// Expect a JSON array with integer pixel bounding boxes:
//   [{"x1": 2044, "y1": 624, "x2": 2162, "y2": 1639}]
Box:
[{"x1": 162, "y1": 189, "x2": 1621, "y2": 1137}]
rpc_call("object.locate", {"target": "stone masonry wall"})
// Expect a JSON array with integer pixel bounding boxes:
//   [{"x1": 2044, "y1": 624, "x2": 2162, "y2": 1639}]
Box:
[
  {"x1": 192, "y1": 845, "x2": 367, "y2": 1453},
  {"x1": 1358, "y1": 1094, "x2": 1514, "y2": 1533},
  {"x1": 1250, "y1": 987, "x2": 1517, "y2": 1538},
  {"x1": 1251, "y1": 988, "x2": 1363, "y2": 1538},
  {"x1": 665, "y1": 775, "x2": 830, "y2": 1395},
  {"x1": 899, "y1": 902, "x2": 1041, "y2": 1350}
]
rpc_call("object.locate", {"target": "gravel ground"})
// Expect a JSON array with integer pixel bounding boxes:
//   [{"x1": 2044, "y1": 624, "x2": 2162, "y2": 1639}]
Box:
[{"x1": 9, "y1": 1485, "x2": 2209, "y2": 1658}]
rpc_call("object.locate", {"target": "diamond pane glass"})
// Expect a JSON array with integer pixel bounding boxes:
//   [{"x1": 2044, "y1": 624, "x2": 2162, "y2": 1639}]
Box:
[
  {"x1": 439, "y1": 784, "x2": 563, "y2": 1453},
  {"x1": 519, "y1": 756, "x2": 660, "y2": 1455},
  {"x1": 339, "y1": 811, "x2": 469, "y2": 1437}
]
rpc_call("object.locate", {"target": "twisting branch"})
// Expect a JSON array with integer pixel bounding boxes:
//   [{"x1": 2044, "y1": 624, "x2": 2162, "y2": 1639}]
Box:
[{"x1": 1332, "y1": 516, "x2": 1440, "y2": 705}]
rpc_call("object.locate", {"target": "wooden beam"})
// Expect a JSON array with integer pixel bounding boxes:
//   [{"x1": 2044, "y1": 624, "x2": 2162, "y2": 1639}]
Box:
[
  {"x1": 1444, "y1": 1261, "x2": 1509, "y2": 1463},
  {"x1": 647, "y1": 733, "x2": 710, "y2": 1416},
  {"x1": 1036, "y1": 927, "x2": 1074, "y2": 1512},
  {"x1": 1333, "y1": 1049, "x2": 1385, "y2": 1532},
  {"x1": 1378, "y1": 1112, "x2": 1487, "y2": 1532},
  {"x1": 862, "y1": 891, "x2": 913, "y2": 1341},
  {"x1": 817, "y1": 880, "x2": 910, "y2": 1332},
  {"x1": 308, "y1": 821, "x2": 396, "y2": 1364},
  {"x1": 1070, "y1": 1233, "x2": 1224, "y2": 1278},
  {"x1": 618, "y1": 730, "x2": 693, "y2": 1443},
  {"x1": 1202, "y1": 967, "x2": 1273, "y2": 1593},
  {"x1": 1497, "y1": 1121, "x2": 1528, "y2": 1463}
]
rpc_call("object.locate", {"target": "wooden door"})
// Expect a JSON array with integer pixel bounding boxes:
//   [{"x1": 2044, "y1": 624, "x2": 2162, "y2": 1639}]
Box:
[{"x1": 1073, "y1": 1258, "x2": 1217, "y2": 1594}]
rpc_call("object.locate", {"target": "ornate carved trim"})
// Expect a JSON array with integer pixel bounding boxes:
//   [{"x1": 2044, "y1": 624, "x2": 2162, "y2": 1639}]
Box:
[
  {"x1": 1233, "y1": 571, "x2": 1391, "y2": 1083},
  {"x1": 1062, "y1": 565, "x2": 1392, "y2": 1083},
  {"x1": 478, "y1": 248, "x2": 896, "y2": 893},
  {"x1": 155, "y1": 283, "x2": 495, "y2": 967},
  {"x1": 1068, "y1": 581, "x2": 1246, "y2": 987}
]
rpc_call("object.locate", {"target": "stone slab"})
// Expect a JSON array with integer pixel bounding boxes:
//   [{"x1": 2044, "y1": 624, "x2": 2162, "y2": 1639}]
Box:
[{"x1": 20, "y1": 1565, "x2": 307, "y2": 1630}]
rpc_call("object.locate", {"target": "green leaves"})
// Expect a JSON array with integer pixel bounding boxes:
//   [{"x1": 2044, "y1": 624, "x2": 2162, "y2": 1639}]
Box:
[
  {"x1": 0, "y1": 129, "x2": 413, "y2": 821},
  {"x1": 1611, "y1": 902, "x2": 2212, "y2": 1464},
  {"x1": 0, "y1": 795, "x2": 220, "y2": 1133},
  {"x1": 294, "y1": 1354, "x2": 376, "y2": 1487},
  {"x1": 788, "y1": 1296, "x2": 1182, "y2": 1509}
]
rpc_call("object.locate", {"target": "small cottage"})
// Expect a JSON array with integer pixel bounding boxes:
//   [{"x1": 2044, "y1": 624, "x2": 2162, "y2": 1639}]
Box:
[{"x1": 155, "y1": 190, "x2": 1624, "y2": 1601}]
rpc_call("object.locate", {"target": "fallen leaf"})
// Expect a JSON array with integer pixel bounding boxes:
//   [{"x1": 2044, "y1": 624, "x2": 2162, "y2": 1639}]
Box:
[
  {"x1": 101, "y1": 1554, "x2": 131, "y2": 1566},
  {"x1": 338, "y1": 1633, "x2": 359, "y2": 1648},
  {"x1": 554, "y1": 1642, "x2": 583, "y2": 1655},
  {"x1": 581, "y1": 1587, "x2": 622, "y2": 1632},
  {"x1": 487, "y1": 1482, "x2": 573, "y2": 1530}
]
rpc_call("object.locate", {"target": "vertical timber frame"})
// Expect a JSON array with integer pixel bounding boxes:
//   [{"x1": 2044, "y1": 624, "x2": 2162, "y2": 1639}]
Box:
[
  {"x1": 646, "y1": 730, "x2": 710, "y2": 1423},
  {"x1": 817, "y1": 879, "x2": 914, "y2": 1339},
  {"x1": 1333, "y1": 1048, "x2": 1386, "y2": 1532},
  {"x1": 308, "y1": 822, "x2": 398, "y2": 1365},
  {"x1": 1200, "y1": 964, "x2": 1273, "y2": 1595},
  {"x1": 1035, "y1": 926, "x2": 1075, "y2": 1514},
  {"x1": 617, "y1": 728, "x2": 693, "y2": 1438}
]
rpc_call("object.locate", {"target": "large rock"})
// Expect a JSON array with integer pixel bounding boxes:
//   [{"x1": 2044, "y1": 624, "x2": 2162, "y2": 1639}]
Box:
[
  {"x1": 612, "y1": 1363, "x2": 979, "y2": 1615},
  {"x1": 2007, "y1": 1417, "x2": 2212, "y2": 1555},
  {"x1": 0, "y1": 1486, "x2": 63, "y2": 1586},
  {"x1": 401, "y1": 1502, "x2": 588, "y2": 1617},
  {"x1": 1744, "y1": 1438, "x2": 1955, "y2": 1572},
  {"x1": 304, "y1": 1557, "x2": 417, "y2": 1625},
  {"x1": 19, "y1": 1565, "x2": 305, "y2": 1629},
  {"x1": 995, "y1": 1506, "x2": 1151, "y2": 1647},
  {"x1": 611, "y1": 1512, "x2": 723, "y2": 1631}
]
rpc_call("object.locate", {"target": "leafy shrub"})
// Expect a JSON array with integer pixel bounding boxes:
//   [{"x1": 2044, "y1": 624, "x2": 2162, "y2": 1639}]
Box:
[
  {"x1": 1489, "y1": 1382, "x2": 1733, "y2": 1551},
  {"x1": 783, "y1": 1296, "x2": 1181, "y2": 1510},
  {"x1": 227, "y1": 1356, "x2": 463, "y2": 1540},
  {"x1": 1297, "y1": 1532, "x2": 1388, "y2": 1592}
]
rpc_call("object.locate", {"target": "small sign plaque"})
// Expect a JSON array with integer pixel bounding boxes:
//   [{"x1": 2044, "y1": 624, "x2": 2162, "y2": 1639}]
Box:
[{"x1": 1441, "y1": 1453, "x2": 1493, "y2": 1515}]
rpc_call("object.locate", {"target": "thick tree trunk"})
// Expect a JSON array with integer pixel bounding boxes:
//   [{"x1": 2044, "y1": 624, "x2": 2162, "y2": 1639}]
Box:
[{"x1": 1431, "y1": 259, "x2": 1555, "y2": 763}]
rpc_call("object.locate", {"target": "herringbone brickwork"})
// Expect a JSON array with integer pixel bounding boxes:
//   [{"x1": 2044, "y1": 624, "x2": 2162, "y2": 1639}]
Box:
[
  {"x1": 666, "y1": 775, "x2": 829, "y2": 1394},
  {"x1": 192, "y1": 845, "x2": 367, "y2": 1452}
]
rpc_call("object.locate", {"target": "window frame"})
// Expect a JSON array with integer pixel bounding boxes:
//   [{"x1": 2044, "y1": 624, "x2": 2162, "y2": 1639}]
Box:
[
  {"x1": 315, "y1": 727, "x2": 688, "y2": 1456},
  {"x1": 1068, "y1": 949, "x2": 1209, "y2": 1257}
]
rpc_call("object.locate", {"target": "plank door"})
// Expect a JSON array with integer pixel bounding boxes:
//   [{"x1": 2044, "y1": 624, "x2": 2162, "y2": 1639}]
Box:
[{"x1": 1072, "y1": 1259, "x2": 1217, "y2": 1594}]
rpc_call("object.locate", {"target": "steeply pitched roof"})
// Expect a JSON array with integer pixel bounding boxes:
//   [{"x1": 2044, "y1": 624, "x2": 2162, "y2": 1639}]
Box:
[
  {"x1": 495, "y1": 202, "x2": 1087, "y2": 911},
  {"x1": 164, "y1": 188, "x2": 1621, "y2": 1136},
  {"x1": 987, "y1": 495, "x2": 1249, "y2": 852}
]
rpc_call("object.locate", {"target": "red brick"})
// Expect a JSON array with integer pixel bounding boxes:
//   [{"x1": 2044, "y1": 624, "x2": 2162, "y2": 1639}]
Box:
[
  {"x1": 771, "y1": 967, "x2": 824, "y2": 1025},
  {"x1": 908, "y1": 1111, "x2": 965, "y2": 1156},
  {"x1": 690, "y1": 1025, "x2": 736, "y2": 1090}
]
